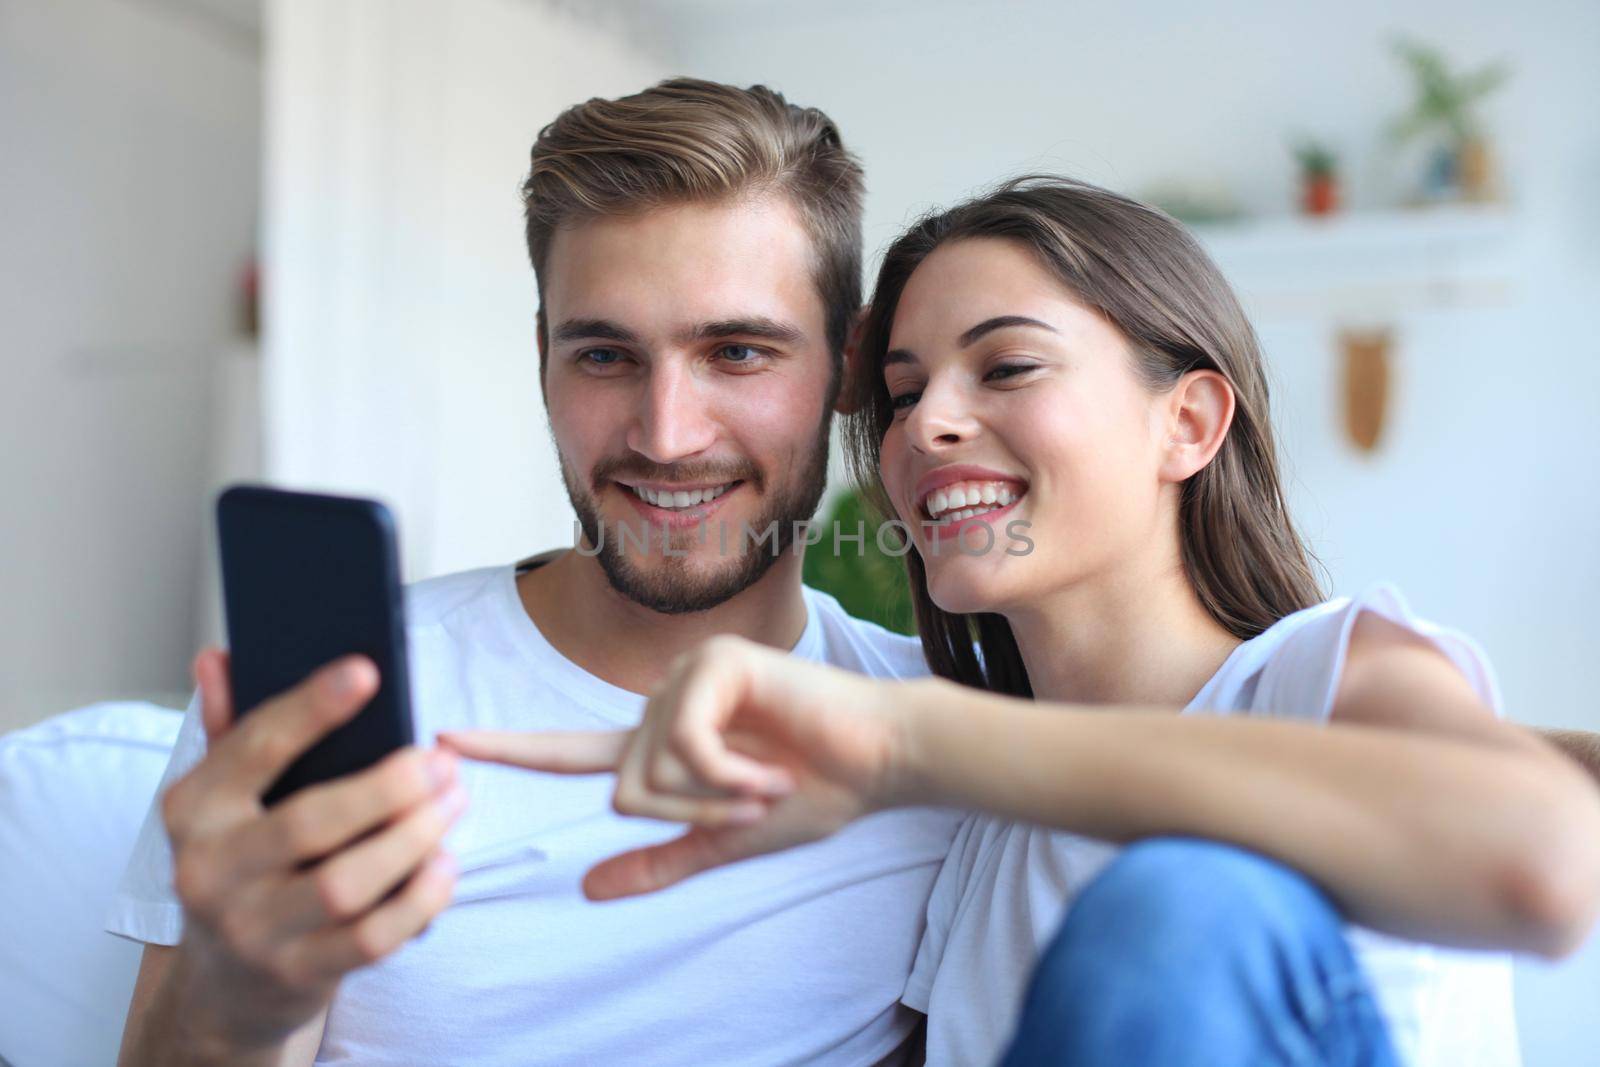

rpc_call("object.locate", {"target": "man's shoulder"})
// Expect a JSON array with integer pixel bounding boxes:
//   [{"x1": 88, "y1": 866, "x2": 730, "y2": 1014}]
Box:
[
  {"x1": 403, "y1": 564, "x2": 510, "y2": 630},
  {"x1": 802, "y1": 585, "x2": 931, "y2": 681}
]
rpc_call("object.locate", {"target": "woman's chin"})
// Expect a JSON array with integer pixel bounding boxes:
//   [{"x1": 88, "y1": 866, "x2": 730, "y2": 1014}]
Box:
[{"x1": 926, "y1": 565, "x2": 1013, "y2": 617}]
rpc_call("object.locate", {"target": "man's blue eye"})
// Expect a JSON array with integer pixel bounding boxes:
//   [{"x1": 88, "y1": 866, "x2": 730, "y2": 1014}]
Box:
[
  {"x1": 584, "y1": 348, "x2": 623, "y2": 365},
  {"x1": 718, "y1": 344, "x2": 761, "y2": 363}
]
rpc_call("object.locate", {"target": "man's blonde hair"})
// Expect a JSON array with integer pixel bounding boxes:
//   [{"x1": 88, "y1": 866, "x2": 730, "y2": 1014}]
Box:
[{"x1": 522, "y1": 77, "x2": 864, "y2": 369}]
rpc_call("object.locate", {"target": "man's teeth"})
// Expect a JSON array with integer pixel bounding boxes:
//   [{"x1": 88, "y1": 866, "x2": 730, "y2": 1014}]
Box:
[
  {"x1": 924, "y1": 481, "x2": 1022, "y2": 522},
  {"x1": 629, "y1": 483, "x2": 734, "y2": 509}
]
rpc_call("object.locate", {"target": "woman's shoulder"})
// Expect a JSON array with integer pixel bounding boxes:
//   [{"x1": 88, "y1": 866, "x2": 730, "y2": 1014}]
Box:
[{"x1": 1193, "y1": 582, "x2": 1500, "y2": 724}]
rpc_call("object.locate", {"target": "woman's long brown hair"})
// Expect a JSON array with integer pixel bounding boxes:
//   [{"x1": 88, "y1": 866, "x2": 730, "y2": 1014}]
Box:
[{"x1": 844, "y1": 176, "x2": 1325, "y2": 697}]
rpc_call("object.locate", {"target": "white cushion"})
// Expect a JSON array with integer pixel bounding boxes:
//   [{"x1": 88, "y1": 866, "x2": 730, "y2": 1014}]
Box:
[{"x1": 0, "y1": 702, "x2": 181, "y2": 1067}]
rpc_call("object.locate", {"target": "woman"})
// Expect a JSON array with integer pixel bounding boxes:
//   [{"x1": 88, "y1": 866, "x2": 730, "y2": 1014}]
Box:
[{"x1": 445, "y1": 177, "x2": 1600, "y2": 1065}]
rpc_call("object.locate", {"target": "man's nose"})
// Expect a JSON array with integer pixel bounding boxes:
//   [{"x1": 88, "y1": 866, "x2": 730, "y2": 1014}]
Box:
[{"x1": 625, "y1": 360, "x2": 718, "y2": 463}]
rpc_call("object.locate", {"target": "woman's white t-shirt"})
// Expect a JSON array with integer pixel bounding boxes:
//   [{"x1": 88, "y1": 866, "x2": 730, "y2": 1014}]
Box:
[{"x1": 901, "y1": 583, "x2": 1521, "y2": 1067}]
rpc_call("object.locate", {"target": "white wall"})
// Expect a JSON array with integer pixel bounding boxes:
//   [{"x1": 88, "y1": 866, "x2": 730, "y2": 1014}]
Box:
[
  {"x1": 648, "y1": 1, "x2": 1600, "y2": 1061},
  {"x1": 262, "y1": 0, "x2": 669, "y2": 580},
  {"x1": 0, "y1": 0, "x2": 260, "y2": 729}
]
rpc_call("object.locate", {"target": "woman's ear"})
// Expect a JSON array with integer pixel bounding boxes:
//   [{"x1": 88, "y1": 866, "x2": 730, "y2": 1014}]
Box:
[
  {"x1": 833, "y1": 306, "x2": 870, "y2": 416},
  {"x1": 1159, "y1": 369, "x2": 1235, "y2": 483}
]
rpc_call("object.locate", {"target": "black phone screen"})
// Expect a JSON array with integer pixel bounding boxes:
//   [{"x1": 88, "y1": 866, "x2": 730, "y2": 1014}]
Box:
[{"x1": 216, "y1": 485, "x2": 415, "y2": 806}]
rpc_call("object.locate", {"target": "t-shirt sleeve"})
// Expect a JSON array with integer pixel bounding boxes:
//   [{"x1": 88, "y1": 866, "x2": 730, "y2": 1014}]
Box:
[
  {"x1": 900, "y1": 814, "x2": 977, "y2": 1013},
  {"x1": 104, "y1": 689, "x2": 208, "y2": 946},
  {"x1": 1250, "y1": 582, "x2": 1504, "y2": 724}
]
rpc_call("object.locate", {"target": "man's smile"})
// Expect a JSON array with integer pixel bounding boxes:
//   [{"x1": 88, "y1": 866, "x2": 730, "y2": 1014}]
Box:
[{"x1": 613, "y1": 478, "x2": 748, "y2": 530}]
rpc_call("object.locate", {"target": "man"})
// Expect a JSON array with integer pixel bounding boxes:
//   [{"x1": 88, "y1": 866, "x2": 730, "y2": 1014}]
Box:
[{"x1": 111, "y1": 78, "x2": 959, "y2": 1065}]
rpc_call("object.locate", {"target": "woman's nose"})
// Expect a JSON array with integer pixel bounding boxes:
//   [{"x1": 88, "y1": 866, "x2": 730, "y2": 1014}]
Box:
[{"x1": 904, "y1": 380, "x2": 977, "y2": 453}]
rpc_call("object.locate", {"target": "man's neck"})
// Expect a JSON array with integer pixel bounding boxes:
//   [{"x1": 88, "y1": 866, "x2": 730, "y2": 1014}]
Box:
[{"x1": 515, "y1": 548, "x2": 811, "y2": 696}]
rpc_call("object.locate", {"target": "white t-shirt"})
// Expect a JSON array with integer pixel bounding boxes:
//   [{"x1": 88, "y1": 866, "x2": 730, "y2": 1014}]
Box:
[
  {"x1": 108, "y1": 563, "x2": 962, "y2": 1066},
  {"x1": 902, "y1": 583, "x2": 1521, "y2": 1067}
]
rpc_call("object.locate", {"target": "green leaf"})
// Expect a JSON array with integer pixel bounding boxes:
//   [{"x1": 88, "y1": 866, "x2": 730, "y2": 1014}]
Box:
[{"x1": 801, "y1": 488, "x2": 919, "y2": 636}]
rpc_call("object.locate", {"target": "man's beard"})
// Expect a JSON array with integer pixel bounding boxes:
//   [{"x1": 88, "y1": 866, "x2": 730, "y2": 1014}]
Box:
[{"x1": 560, "y1": 420, "x2": 831, "y2": 616}]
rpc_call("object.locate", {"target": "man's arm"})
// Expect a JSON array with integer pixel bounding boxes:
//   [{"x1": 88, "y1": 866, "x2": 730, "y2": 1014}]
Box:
[
  {"x1": 1540, "y1": 729, "x2": 1600, "y2": 789},
  {"x1": 119, "y1": 946, "x2": 326, "y2": 1067}
]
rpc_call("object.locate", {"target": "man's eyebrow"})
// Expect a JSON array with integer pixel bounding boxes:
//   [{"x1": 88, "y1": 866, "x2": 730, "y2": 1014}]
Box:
[
  {"x1": 686, "y1": 318, "x2": 806, "y2": 345},
  {"x1": 551, "y1": 319, "x2": 640, "y2": 345},
  {"x1": 957, "y1": 315, "x2": 1059, "y2": 347}
]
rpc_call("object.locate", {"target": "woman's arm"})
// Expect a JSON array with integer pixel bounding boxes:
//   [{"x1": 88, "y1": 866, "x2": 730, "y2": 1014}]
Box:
[
  {"x1": 894, "y1": 617, "x2": 1600, "y2": 958},
  {"x1": 446, "y1": 628, "x2": 1600, "y2": 958}
]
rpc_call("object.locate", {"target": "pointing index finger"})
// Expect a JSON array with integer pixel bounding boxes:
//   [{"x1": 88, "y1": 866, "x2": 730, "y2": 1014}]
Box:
[{"x1": 439, "y1": 729, "x2": 630, "y2": 774}]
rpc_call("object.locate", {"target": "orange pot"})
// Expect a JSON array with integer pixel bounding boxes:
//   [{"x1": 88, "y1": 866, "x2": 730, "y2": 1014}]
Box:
[{"x1": 1302, "y1": 174, "x2": 1339, "y2": 216}]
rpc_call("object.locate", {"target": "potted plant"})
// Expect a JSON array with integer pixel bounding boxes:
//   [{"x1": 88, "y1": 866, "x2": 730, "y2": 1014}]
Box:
[
  {"x1": 801, "y1": 487, "x2": 917, "y2": 636},
  {"x1": 1292, "y1": 139, "x2": 1340, "y2": 216},
  {"x1": 1389, "y1": 37, "x2": 1510, "y2": 204}
]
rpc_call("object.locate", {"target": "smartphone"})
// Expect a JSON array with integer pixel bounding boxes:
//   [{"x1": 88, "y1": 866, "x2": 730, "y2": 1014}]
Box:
[{"x1": 216, "y1": 485, "x2": 415, "y2": 806}]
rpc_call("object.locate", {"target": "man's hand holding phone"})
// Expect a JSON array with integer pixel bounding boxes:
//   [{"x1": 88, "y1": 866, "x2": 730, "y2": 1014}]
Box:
[{"x1": 160, "y1": 647, "x2": 464, "y2": 1053}]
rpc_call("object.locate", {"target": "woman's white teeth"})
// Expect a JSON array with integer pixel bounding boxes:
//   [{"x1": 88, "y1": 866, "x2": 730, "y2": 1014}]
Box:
[
  {"x1": 925, "y1": 480, "x2": 1022, "y2": 521},
  {"x1": 630, "y1": 483, "x2": 733, "y2": 509}
]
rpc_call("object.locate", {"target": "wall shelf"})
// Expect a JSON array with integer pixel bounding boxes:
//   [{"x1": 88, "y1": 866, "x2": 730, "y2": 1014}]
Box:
[{"x1": 1191, "y1": 204, "x2": 1522, "y2": 320}]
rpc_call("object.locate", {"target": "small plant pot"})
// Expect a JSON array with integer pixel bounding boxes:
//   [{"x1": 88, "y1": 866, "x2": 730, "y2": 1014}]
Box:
[
  {"x1": 1301, "y1": 174, "x2": 1340, "y2": 216},
  {"x1": 1458, "y1": 136, "x2": 1497, "y2": 202}
]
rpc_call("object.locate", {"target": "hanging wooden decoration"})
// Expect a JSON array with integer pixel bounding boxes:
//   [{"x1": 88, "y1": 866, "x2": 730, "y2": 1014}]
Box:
[{"x1": 1339, "y1": 325, "x2": 1393, "y2": 454}]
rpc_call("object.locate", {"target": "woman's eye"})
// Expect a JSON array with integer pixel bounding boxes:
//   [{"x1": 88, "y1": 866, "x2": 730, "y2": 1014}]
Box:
[
  {"x1": 985, "y1": 362, "x2": 1034, "y2": 382},
  {"x1": 889, "y1": 391, "x2": 921, "y2": 412}
]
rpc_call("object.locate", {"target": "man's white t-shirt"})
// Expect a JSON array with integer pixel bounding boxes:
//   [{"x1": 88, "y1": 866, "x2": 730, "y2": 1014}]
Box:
[
  {"x1": 902, "y1": 583, "x2": 1521, "y2": 1067},
  {"x1": 108, "y1": 563, "x2": 962, "y2": 1066}
]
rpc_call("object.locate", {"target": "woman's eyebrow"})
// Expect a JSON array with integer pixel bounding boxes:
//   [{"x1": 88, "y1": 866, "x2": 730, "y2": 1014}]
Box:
[
  {"x1": 957, "y1": 315, "x2": 1058, "y2": 347},
  {"x1": 885, "y1": 315, "x2": 1058, "y2": 368}
]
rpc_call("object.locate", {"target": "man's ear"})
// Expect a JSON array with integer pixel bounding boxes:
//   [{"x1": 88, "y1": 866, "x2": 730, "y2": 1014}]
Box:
[
  {"x1": 1158, "y1": 369, "x2": 1235, "y2": 484},
  {"x1": 833, "y1": 306, "x2": 869, "y2": 416}
]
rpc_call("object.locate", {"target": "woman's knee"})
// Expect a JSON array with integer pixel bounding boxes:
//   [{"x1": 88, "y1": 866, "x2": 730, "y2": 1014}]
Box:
[
  {"x1": 1025, "y1": 836, "x2": 1353, "y2": 1017},
  {"x1": 1005, "y1": 839, "x2": 1389, "y2": 1066},
  {"x1": 1063, "y1": 837, "x2": 1344, "y2": 961}
]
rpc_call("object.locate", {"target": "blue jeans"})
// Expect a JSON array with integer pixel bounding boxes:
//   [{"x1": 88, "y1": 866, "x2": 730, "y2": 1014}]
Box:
[{"x1": 1000, "y1": 839, "x2": 1402, "y2": 1067}]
